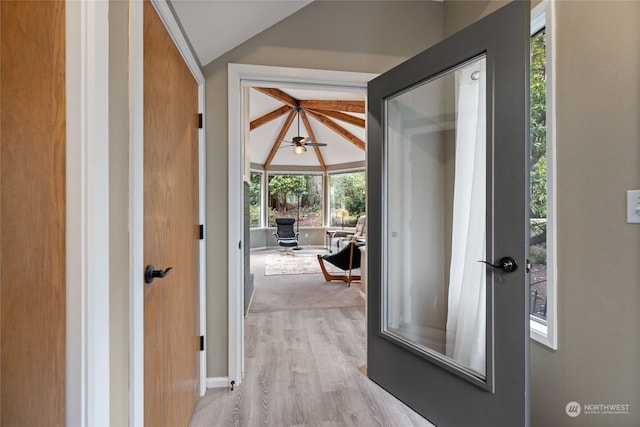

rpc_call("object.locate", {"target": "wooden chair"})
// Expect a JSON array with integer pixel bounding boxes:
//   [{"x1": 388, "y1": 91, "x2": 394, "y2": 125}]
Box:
[{"x1": 317, "y1": 240, "x2": 364, "y2": 286}]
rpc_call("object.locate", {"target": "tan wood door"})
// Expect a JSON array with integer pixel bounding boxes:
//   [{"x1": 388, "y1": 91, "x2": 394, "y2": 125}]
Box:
[
  {"x1": 143, "y1": 1, "x2": 200, "y2": 425},
  {"x1": 0, "y1": 1, "x2": 66, "y2": 426}
]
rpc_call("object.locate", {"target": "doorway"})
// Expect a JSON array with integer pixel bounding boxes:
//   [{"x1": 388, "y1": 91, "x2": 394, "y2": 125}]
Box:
[{"x1": 227, "y1": 64, "x2": 377, "y2": 385}]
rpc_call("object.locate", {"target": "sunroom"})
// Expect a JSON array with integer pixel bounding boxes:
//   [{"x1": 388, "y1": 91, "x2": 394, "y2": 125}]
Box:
[{"x1": 247, "y1": 85, "x2": 367, "y2": 250}]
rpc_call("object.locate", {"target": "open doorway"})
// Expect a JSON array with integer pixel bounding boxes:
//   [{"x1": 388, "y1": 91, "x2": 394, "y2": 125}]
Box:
[
  {"x1": 245, "y1": 84, "x2": 366, "y2": 316},
  {"x1": 227, "y1": 64, "x2": 377, "y2": 386}
]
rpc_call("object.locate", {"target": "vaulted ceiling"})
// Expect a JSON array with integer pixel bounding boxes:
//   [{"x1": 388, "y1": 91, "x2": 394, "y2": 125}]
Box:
[
  {"x1": 170, "y1": 0, "x2": 313, "y2": 66},
  {"x1": 170, "y1": 0, "x2": 368, "y2": 170},
  {"x1": 249, "y1": 86, "x2": 366, "y2": 170}
]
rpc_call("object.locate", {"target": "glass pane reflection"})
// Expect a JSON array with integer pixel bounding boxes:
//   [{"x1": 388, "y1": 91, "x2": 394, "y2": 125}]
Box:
[{"x1": 383, "y1": 56, "x2": 487, "y2": 379}]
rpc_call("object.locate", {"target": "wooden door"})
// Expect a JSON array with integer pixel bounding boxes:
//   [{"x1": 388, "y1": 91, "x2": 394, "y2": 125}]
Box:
[
  {"x1": 143, "y1": 2, "x2": 200, "y2": 425},
  {"x1": 0, "y1": 1, "x2": 66, "y2": 425}
]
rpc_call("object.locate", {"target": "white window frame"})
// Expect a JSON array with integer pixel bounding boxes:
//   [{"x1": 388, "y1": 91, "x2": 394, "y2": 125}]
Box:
[{"x1": 530, "y1": 0, "x2": 557, "y2": 350}]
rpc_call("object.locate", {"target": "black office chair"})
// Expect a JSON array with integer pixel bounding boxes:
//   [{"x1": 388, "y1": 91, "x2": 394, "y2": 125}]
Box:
[{"x1": 273, "y1": 218, "x2": 299, "y2": 255}]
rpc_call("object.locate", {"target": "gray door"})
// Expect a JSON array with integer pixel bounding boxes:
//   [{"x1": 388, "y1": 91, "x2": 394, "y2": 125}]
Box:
[{"x1": 367, "y1": 2, "x2": 530, "y2": 426}]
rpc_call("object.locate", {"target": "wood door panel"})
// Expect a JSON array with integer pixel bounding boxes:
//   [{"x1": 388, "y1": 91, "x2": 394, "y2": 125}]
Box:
[
  {"x1": 143, "y1": 1, "x2": 199, "y2": 425},
  {"x1": 1, "y1": 1, "x2": 66, "y2": 426}
]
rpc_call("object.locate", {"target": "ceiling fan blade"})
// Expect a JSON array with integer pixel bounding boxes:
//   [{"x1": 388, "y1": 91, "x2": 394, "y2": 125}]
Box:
[{"x1": 305, "y1": 142, "x2": 327, "y2": 147}]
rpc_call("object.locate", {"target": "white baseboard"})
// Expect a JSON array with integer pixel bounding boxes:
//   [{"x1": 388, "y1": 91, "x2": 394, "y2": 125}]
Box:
[
  {"x1": 206, "y1": 376, "x2": 230, "y2": 389},
  {"x1": 360, "y1": 291, "x2": 366, "y2": 300}
]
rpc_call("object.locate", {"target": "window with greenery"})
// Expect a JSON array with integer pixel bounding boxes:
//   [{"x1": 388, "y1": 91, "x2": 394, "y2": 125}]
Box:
[
  {"x1": 530, "y1": 1, "x2": 556, "y2": 349},
  {"x1": 268, "y1": 174, "x2": 323, "y2": 227},
  {"x1": 249, "y1": 172, "x2": 262, "y2": 228},
  {"x1": 329, "y1": 171, "x2": 366, "y2": 227},
  {"x1": 530, "y1": 27, "x2": 547, "y2": 320}
]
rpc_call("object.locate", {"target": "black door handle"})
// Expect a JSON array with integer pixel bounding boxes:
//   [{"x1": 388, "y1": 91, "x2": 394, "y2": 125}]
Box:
[
  {"x1": 145, "y1": 265, "x2": 173, "y2": 284},
  {"x1": 478, "y1": 257, "x2": 518, "y2": 273}
]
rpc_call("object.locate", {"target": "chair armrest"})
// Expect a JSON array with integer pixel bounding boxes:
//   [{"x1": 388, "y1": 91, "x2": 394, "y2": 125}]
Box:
[{"x1": 333, "y1": 231, "x2": 351, "y2": 238}]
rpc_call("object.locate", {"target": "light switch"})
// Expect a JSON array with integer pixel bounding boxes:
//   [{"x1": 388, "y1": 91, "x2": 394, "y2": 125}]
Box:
[{"x1": 627, "y1": 190, "x2": 640, "y2": 224}]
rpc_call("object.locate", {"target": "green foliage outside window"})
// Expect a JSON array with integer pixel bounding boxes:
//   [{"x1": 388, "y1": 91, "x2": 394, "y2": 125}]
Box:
[
  {"x1": 249, "y1": 172, "x2": 261, "y2": 227},
  {"x1": 529, "y1": 28, "x2": 548, "y2": 320},
  {"x1": 530, "y1": 29, "x2": 547, "y2": 219},
  {"x1": 268, "y1": 174, "x2": 323, "y2": 227},
  {"x1": 329, "y1": 171, "x2": 366, "y2": 227}
]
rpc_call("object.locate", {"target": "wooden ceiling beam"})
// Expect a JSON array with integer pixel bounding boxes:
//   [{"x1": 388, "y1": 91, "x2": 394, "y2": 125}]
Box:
[
  {"x1": 250, "y1": 105, "x2": 291, "y2": 131},
  {"x1": 299, "y1": 110, "x2": 326, "y2": 171},
  {"x1": 264, "y1": 109, "x2": 296, "y2": 170},
  {"x1": 298, "y1": 100, "x2": 365, "y2": 114},
  {"x1": 254, "y1": 87, "x2": 298, "y2": 108},
  {"x1": 307, "y1": 109, "x2": 365, "y2": 128},
  {"x1": 306, "y1": 110, "x2": 366, "y2": 151}
]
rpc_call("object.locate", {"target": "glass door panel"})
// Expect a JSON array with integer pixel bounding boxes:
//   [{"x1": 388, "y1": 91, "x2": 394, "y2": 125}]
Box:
[{"x1": 383, "y1": 56, "x2": 488, "y2": 382}]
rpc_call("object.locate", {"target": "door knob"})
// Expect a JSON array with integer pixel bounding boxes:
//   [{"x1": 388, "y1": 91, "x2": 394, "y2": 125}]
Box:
[
  {"x1": 478, "y1": 257, "x2": 518, "y2": 273},
  {"x1": 145, "y1": 265, "x2": 173, "y2": 284}
]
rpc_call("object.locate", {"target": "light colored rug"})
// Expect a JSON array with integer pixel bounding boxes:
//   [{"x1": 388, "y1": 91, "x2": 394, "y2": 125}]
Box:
[
  {"x1": 249, "y1": 248, "x2": 364, "y2": 313},
  {"x1": 249, "y1": 270, "x2": 363, "y2": 313},
  {"x1": 264, "y1": 253, "x2": 349, "y2": 276}
]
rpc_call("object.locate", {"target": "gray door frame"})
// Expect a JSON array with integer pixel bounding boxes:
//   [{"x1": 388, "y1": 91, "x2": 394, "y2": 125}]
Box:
[{"x1": 367, "y1": 2, "x2": 531, "y2": 426}]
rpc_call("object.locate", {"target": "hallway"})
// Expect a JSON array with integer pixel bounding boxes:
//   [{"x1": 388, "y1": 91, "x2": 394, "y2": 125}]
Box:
[{"x1": 189, "y1": 248, "x2": 432, "y2": 426}]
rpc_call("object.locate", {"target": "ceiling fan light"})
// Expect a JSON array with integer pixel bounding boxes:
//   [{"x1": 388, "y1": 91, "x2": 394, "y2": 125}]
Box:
[{"x1": 293, "y1": 145, "x2": 305, "y2": 155}]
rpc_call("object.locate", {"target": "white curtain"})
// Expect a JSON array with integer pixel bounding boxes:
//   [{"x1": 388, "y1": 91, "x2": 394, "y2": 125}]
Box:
[{"x1": 446, "y1": 59, "x2": 487, "y2": 376}]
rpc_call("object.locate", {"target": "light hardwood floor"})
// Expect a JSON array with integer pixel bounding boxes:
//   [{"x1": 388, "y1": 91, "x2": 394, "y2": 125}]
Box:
[{"x1": 189, "y1": 249, "x2": 433, "y2": 426}]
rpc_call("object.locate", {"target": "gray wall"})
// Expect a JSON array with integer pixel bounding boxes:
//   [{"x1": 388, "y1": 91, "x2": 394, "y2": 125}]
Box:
[
  {"x1": 444, "y1": 1, "x2": 640, "y2": 426},
  {"x1": 104, "y1": 0, "x2": 640, "y2": 423},
  {"x1": 203, "y1": 0, "x2": 444, "y2": 376},
  {"x1": 532, "y1": 2, "x2": 640, "y2": 425},
  {"x1": 250, "y1": 227, "x2": 327, "y2": 249}
]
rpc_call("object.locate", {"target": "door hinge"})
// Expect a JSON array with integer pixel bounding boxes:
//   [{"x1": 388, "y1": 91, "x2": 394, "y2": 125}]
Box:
[
  {"x1": 238, "y1": 240, "x2": 242, "y2": 250},
  {"x1": 200, "y1": 335, "x2": 204, "y2": 351},
  {"x1": 198, "y1": 113, "x2": 203, "y2": 129},
  {"x1": 526, "y1": 258, "x2": 531, "y2": 273},
  {"x1": 199, "y1": 224, "x2": 204, "y2": 240}
]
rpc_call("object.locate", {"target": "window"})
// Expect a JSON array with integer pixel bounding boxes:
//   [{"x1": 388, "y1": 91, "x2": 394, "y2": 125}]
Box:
[
  {"x1": 267, "y1": 174, "x2": 323, "y2": 227},
  {"x1": 329, "y1": 170, "x2": 366, "y2": 227},
  {"x1": 249, "y1": 171, "x2": 262, "y2": 228},
  {"x1": 530, "y1": 0, "x2": 557, "y2": 349}
]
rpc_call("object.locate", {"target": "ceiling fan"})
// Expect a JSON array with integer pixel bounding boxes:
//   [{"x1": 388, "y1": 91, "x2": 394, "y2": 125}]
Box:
[{"x1": 282, "y1": 107, "x2": 327, "y2": 155}]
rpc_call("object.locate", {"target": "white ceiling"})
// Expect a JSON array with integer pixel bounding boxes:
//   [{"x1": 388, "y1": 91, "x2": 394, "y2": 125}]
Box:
[
  {"x1": 249, "y1": 86, "x2": 366, "y2": 169},
  {"x1": 170, "y1": 0, "x2": 313, "y2": 66},
  {"x1": 170, "y1": 0, "x2": 366, "y2": 169}
]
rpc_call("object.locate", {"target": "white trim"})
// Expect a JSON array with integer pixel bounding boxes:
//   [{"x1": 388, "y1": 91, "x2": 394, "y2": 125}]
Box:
[
  {"x1": 129, "y1": 1, "x2": 144, "y2": 425},
  {"x1": 149, "y1": 0, "x2": 204, "y2": 84},
  {"x1": 198, "y1": 82, "x2": 208, "y2": 397},
  {"x1": 228, "y1": 64, "x2": 378, "y2": 387},
  {"x1": 66, "y1": 0, "x2": 110, "y2": 425},
  {"x1": 529, "y1": 0, "x2": 557, "y2": 351},
  {"x1": 206, "y1": 377, "x2": 231, "y2": 389}
]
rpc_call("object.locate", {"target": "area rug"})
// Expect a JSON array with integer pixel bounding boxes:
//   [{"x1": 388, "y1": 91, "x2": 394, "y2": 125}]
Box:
[
  {"x1": 249, "y1": 269, "x2": 363, "y2": 313},
  {"x1": 264, "y1": 253, "x2": 349, "y2": 276}
]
